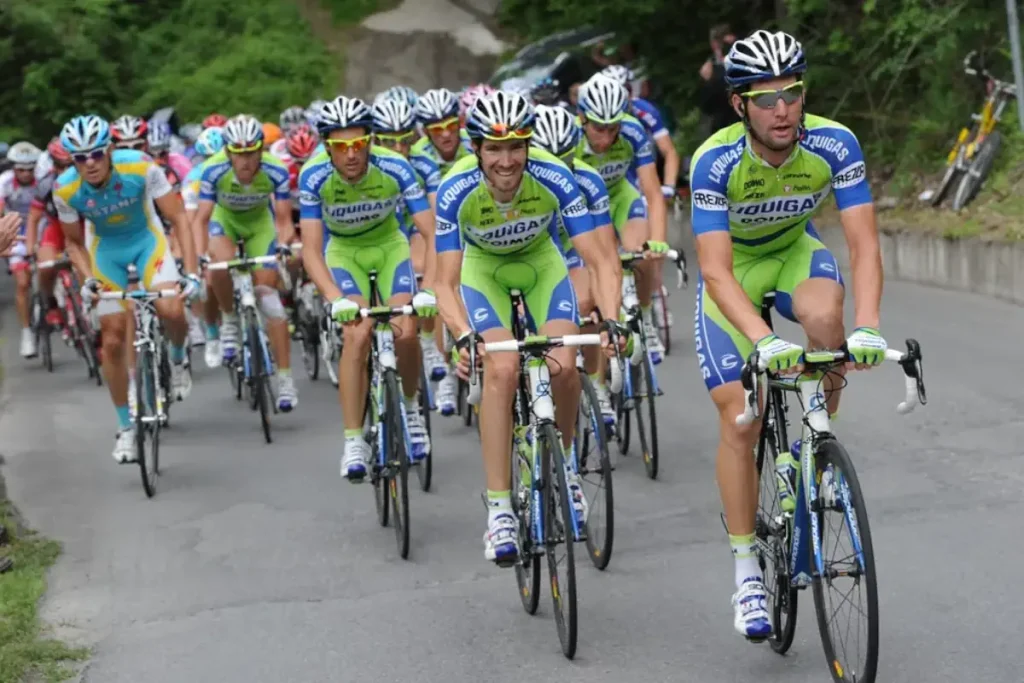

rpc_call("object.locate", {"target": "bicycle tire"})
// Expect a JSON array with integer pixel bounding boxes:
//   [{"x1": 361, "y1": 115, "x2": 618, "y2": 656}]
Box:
[
  {"x1": 416, "y1": 364, "x2": 433, "y2": 492},
  {"x1": 301, "y1": 314, "x2": 319, "y2": 380},
  {"x1": 614, "y1": 383, "x2": 631, "y2": 456},
  {"x1": 72, "y1": 296, "x2": 102, "y2": 384},
  {"x1": 578, "y1": 372, "x2": 614, "y2": 570},
  {"x1": 460, "y1": 378, "x2": 473, "y2": 427},
  {"x1": 158, "y1": 343, "x2": 172, "y2": 428},
  {"x1": 632, "y1": 360, "x2": 659, "y2": 480},
  {"x1": 249, "y1": 321, "x2": 272, "y2": 444},
  {"x1": 953, "y1": 130, "x2": 1002, "y2": 211},
  {"x1": 811, "y1": 438, "x2": 879, "y2": 683},
  {"x1": 365, "y1": 389, "x2": 389, "y2": 527},
  {"x1": 543, "y1": 422, "x2": 578, "y2": 659},
  {"x1": 754, "y1": 387, "x2": 799, "y2": 654},
  {"x1": 384, "y1": 369, "x2": 411, "y2": 559},
  {"x1": 33, "y1": 294, "x2": 53, "y2": 372},
  {"x1": 513, "y1": 386, "x2": 541, "y2": 614},
  {"x1": 135, "y1": 350, "x2": 159, "y2": 498},
  {"x1": 655, "y1": 286, "x2": 672, "y2": 356}
]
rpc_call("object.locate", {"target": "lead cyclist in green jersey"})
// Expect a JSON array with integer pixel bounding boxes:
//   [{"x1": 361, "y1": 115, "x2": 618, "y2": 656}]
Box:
[
  {"x1": 575, "y1": 73, "x2": 670, "y2": 364},
  {"x1": 195, "y1": 115, "x2": 299, "y2": 412},
  {"x1": 299, "y1": 96, "x2": 438, "y2": 481},
  {"x1": 434, "y1": 91, "x2": 622, "y2": 564},
  {"x1": 689, "y1": 29, "x2": 887, "y2": 640}
]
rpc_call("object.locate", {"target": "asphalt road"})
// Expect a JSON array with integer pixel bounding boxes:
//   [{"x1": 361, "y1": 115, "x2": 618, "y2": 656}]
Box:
[{"x1": 1, "y1": 271, "x2": 1021, "y2": 683}]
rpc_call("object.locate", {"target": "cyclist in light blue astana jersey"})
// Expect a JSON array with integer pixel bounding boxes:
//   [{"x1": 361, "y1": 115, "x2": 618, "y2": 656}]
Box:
[
  {"x1": 433, "y1": 91, "x2": 622, "y2": 565},
  {"x1": 575, "y1": 73, "x2": 670, "y2": 364},
  {"x1": 299, "y1": 96, "x2": 438, "y2": 482},
  {"x1": 54, "y1": 115, "x2": 200, "y2": 465},
  {"x1": 195, "y1": 115, "x2": 299, "y2": 412},
  {"x1": 688, "y1": 29, "x2": 887, "y2": 641},
  {"x1": 371, "y1": 94, "x2": 450, "y2": 391},
  {"x1": 531, "y1": 104, "x2": 620, "y2": 427}
]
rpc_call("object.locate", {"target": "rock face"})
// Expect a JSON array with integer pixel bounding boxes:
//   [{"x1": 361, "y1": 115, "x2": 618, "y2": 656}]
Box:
[{"x1": 344, "y1": 0, "x2": 505, "y2": 98}]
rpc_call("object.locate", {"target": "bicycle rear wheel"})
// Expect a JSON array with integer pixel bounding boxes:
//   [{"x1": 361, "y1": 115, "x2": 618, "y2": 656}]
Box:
[
  {"x1": 135, "y1": 350, "x2": 159, "y2": 498},
  {"x1": 416, "y1": 363, "x2": 433, "y2": 492},
  {"x1": 754, "y1": 388, "x2": 798, "y2": 654},
  {"x1": 953, "y1": 131, "x2": 1002, "y2": 211},
  {"x1": 811, "y1": 438, "x2": 879, "y2": 683},
  {"x1": 513, "y1": 410, "x2": 541, "y2": 614},
  {"x1": 384, "y1": 369, "x2": 411, "y2": 559},
  {"x1": 632, "y1": 359, "x2": 660, "y2": 479},
  {"x1": 543, "y1": 423, "x2": 578, "y2": 659},
  {"x1": 577, "y1": 372, "x2": 613, "y2": 569},
  {"x1": 32, "y1": 294, "x2": 53, "y2": 372}
]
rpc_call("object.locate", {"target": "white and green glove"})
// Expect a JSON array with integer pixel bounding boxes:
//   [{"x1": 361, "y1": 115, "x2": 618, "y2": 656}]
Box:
[
  {"x1": 412, "y1": 289, "x2": 438, "y2": 317},
  {"x1": 646, "y1": 240, "x2": 670, "y2": 255},
  {"x1": 331, "y1": 297, "x2": 359, "y2": 324},
  {"x1": 846, "y1": 327, "x2": 887, "y2": 366},
  {"x1": 755, "y1": 334, "x2": 804, "y2": 372}
]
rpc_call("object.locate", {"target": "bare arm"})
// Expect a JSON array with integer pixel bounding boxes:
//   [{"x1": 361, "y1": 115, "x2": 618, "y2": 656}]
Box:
[
  {"x1": 696, "y1": 231, "x2": 773, "y2": 342},
  {"x1": 194, "y1": 200, "x2": 216, "y2": 256},
  {"x1": 410, "y1": 208, "x2": 437, "y2": 289},
  {"x1": 25, "y1": 204, "x2": 43, "y2": 256},
  {"x1": 654, "y1": 135, "x2": 680, "y2": 191},
  {"x1": 300, "y1": 219, "x2": 342, "y2": 302},
  {"x1": 435, "y1": 250, "x2": 469, "y2": 338},
  {"x1": 154, "y1": 192, "x2": 197, "y2": 275},
  {"x1": 572, "y1": 225, "x2": 622, "y2": 322},
  {"x1": 636, "y1": 164, "x2": 667, "y2": 243},
  {"x1": 840, "y1": 203, "x2": 883, "y2": 329},
  {"x1": 61, "y1": 219, "x2": 93, "y2": 281},
  {"x1": 274, "y1": 198, "x2": 296, "y2": 248}
]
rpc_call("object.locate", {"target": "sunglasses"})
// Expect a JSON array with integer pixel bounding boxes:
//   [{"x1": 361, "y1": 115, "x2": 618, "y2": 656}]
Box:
[
  {"x1": 741, "y1": 81, "x2": 806, "y2": 109},
  {"x1": 375, "y1": 131, "x2": 415, "y2": 146},
  {"x1": 13, "y1": 164, "x2": 36, "y2": 172},
  {"x1": 325, "y1": 135, "x2": 372, "y2": 153},
  {"x1": 482, "y1": 125, "x2": 533, "y2": 142},
  {"x1": 425, "y1": 117, "x2": 459, "y2": 134},
  {"x1": 71, "y1": 147, "x2": 109, "y2": 164},
  {"x1": 119, "y1": 141, "x2": 147, "y2": 151},
  {"x1": 226, "y1": 142, "x2": 263, "y2": 154},
  {"x1": 583, "y1": 119, "x2": 620, "y2": 134}
]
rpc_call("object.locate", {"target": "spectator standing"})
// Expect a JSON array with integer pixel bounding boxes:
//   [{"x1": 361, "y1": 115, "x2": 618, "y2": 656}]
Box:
[{"x1": 698, "y1": 24, "x2": 741, "y2": 136}]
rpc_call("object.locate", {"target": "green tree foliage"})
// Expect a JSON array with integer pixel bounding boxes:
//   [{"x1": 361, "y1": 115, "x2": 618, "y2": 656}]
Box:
[
  {"x1": 0, "y1": 0, "x2": 338, "y2": 143},
  {"x1": 498, "y1": 0, "x2": 1012, "y2": 171}
]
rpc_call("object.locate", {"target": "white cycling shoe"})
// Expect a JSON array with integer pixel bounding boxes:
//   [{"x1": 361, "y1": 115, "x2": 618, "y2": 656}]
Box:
[
  {"x1": 593, "y1": 381, "x2": 616, "y2": 426},
  {"x1": 484, "y1": 512, "x2": 519, "y2": 565},
  {"x1": 171, "y1": 361, "x2": 192, "y2": 401},
  {"x1": 437, "y1": 373, "x2": 458, "y2": 416},
  {"x1": 341, "y1": 438, "x2": 370, "y2": 482},
  {"x1": 220, "y1": 316, "x2": 240, "y2": 363},
  {"x1": 644, "y1": 319, "x2": 664, "y2": 365},
  {"x1": 205, "y1": 339, "x2": 222, "y2": 368},
  {"x1": 732, "y1": 577, "x2": 773, "y2": 641},
  {"x1": 112, "y1": 428, "x2": 136, "y2": 464},
  {"x1": 277, "y1": 374, "x2": 298, "y2": 412},
  {"x1": 419, "y1": 336, "x2": 447, "y2": 381}
]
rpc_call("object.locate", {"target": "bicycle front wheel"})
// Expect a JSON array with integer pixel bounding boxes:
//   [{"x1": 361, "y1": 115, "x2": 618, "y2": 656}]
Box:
[
  {"x1": 811, "y1": 438, "x2": 879, "y2": 683},
  {"x1": 632, "y1": 360, "x2": 660, "y2": 479},
  {"x1": 953, "y1": 131, "x2": 1002, "y2": 211},
  {"x1": 577, "y1": 373, "x2": 613, "y2": 569},
  {"x1": 416, "y1": 363, "x2": 433, "y2": 492},
  {"x1": 384, "y1": 369, "x2": 411, "y2": 559},
  {"x1": 135, "y1": 350, "x2": 159, "y2": 498},
  {"x1": 249, "y1": 321, "x2": 272, "y2": 444},
  {"x1": 542, "y1": 423, "x2": 578, "y2": 659}
]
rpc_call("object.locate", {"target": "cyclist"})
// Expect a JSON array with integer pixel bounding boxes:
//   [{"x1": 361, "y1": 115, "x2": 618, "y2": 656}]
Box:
[
  {"x1": 433, "y1": 91, "x2": 622, "y2": 564},
  {"x1": 688, "y1": 30, "x2": 885, "y2": 640},
  {"x1": 111, "y1": 115, "x2": 148, "y2": 151},
  {"x1": 2, "y1": 141, "x2": 43, "y2": 357},
  {"x1": 458, "y1": 84, "x2": 495, "y2": 123},
  {"x1": 575, "y1": 73, "x2": 669, "y2": 364},
  {"x1": 412, "y1": 88, "x2": 474, "y2": 410},
  {"x1": 148, "y1": 121, "x2": 192, "y2": 186},
  {"x1": 531, "y1": 104, "x2": 619, "y2": 426},
  {"x1": 53, "y1": 115, "x2": 199, "y2": 463},
  {"x1": 25, "y1": 139, "x2": 74, "y2": 332},
  {"x1": 203, "y1": 113, "x2": 228, "y2": 130},
  {"x1": 194, "y1": 115, "x2": 299, "y2": 412},
  {"x1": 298, "y1": 96, "x2": 438, "y2": 480},
  {"x1": 182, "y1": 126, "x2": 227, "y2": 363},
  {"x1": 371, "y1": 97, "x2": 449, "y2": 389}
]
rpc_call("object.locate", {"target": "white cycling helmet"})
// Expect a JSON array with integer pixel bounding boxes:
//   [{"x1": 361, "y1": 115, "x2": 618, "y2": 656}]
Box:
[
  {"x1": 59, "y1": 115, "x2": 111, "y2": 153},
  {"x1": 372, "y1": 98, "x2": 416, "y2": 133},
  {"x1": 306, "y1": 99, "x2": 328, "y2": 127},
  {"x1": 465, "y1": 91, "x2": 535, "y2": 141},
  {"x1": 279, "y1": 106, "x2": 306, "y2": 131},
  {"x1": 147, "y1": 121, "x2": 173, "y2": 152},
  {"x1": 577, "y1": 73, "x2": 629, "y2": 124},
  {"x1": 316, "y1": 96, "x2": 374, "y2": 137},
  {"x1": 111, "y1": 115, "x2": 148, "y2": 146},
  {"x1": 531, "y1": 105, "x2": 580, "y2": 157},
  {"x1": 6, "y1": 141, "x2": 42, "y2": 168},
  {"x1": 222, "y1": 115, "x2": 264, "y2": 150},
  {"x1": 724, "y1": 30, "x2": 806, "y2": 88},
  {"x1": 416, "y1": 88, "x2": 459, "y2": 124},
  {"x1": 600, "y1": 65, "x2": 633, "y2": 91}
]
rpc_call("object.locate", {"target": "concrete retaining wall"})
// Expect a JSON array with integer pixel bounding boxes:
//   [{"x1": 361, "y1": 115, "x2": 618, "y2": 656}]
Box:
[{"x1": 667, "y1": 215, "x2": 1024, "y2": 306}]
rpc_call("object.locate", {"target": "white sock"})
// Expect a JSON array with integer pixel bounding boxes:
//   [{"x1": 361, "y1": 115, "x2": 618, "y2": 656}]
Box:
[{"x1": 730, "y1": 533, "x2": 761, "y2": 590}]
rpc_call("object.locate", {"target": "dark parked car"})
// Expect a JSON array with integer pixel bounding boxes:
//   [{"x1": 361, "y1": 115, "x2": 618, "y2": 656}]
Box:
[{"x1": 489, "y1": 27, "x2": 614, "y2": 100}]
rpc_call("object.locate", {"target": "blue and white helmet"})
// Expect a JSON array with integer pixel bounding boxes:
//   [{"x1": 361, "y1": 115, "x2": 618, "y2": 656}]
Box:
[
  {"x1": 380, "y1": 85, "x2": 419, "y2": 108},
  {"x1": 600, "y1": 65, "x2": 633, "y2": 90},
  {"x1": 724, "y1": 30, "x2": 806, "y2": 88},
  {"x1": 577, "y1": 73, "x2": 629, "y2": 124},
  {"x1": 416, "y1": 88, "x2": 459, "y2": 124},
  {"x1": 465, "y1": 91, "x2": 534, "y2": 141},
  {"x1": 306, "y1": 99, "x2": 328, "y2": 127},
  {"x1": 531, "y1": 105, "x2": 579, "y2": 157},
  {"x1": 147, "y1": 121, "x2": 172, "y2": 151},
  {"x1": 317, "y1": 96, "x2": 373, "y2": 136},
  {"x1": 60, "y1": 115, "x2": 111, "y2": 153},
  {"x1": 222, "y1": 115, "x2": 263, "y2": 149},
  {"x1": 372, "y1": 98, "x2": 416, "y2": 133},
  {"x1": 194, "y1": 126, "x2": 225, "y2": 157}
]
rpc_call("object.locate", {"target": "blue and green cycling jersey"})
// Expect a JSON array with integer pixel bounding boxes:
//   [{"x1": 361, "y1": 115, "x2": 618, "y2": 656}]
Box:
[
  {"x1": 574, "y1": 113, "x2": 654, "y2": 190},
  {"x1": 630, "y1": 98, "x2": 670, "y2": 140},
  {"x1": 398, "y1": 150, "x2": 441, "y2": 238},
  {"x1": 410, "y1": 131, "x2": 473, "y2": 184},
  {"x1": 560, "y1": 158, "x2": 611, "y2": 268},
  {"x1": 198, "y1": 149, "x2": 291, "y2": 216},
  {"x1": 689, "y1": 114, "x2": 871, "y2": 255}
]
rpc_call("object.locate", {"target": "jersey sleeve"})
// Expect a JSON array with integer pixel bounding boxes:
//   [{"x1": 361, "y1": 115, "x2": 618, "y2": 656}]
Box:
[
  {"x1": 576, "y1": 168, "x2": 611, "y2": 228},
  {"x1": 145, "y1": 163, "x2": 173, "y2": 200},
  {"x1": 263, "y1": 161, "x2": 292, "y2": 201},
  {"x1": 632, "y1": 99, "x2": 669, "y2": 139},
  {"x1": 811, "y1": 125, "x2": 872, "y2": 209},
  {"x1": 297, "y1": 160, "x2": 330, "y2": 221},
  {"x1": 198, "y1": 163, "x2": 220, "y2": 202},
  {"x1": 409, "y1": 153, "x2": 442, "y2": 195},
  {"x1": 435, "y1": 170, "x2": 477, "y2": 253},
  {"x1": 379, "y1": 155, "x2": 431, "y2": 216},
  {"x1": 530, "y1": 158, "x2": 594, "y2": 239},
  {"x1": 688, "y1": 137, "x2": 743, "y2": 235},
  {"x1": 52, "y1": 190, "x2": 79, "y2": 224},
  {"x1": 621, "y1": 119, "x2": 655, "y2": 171}
]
